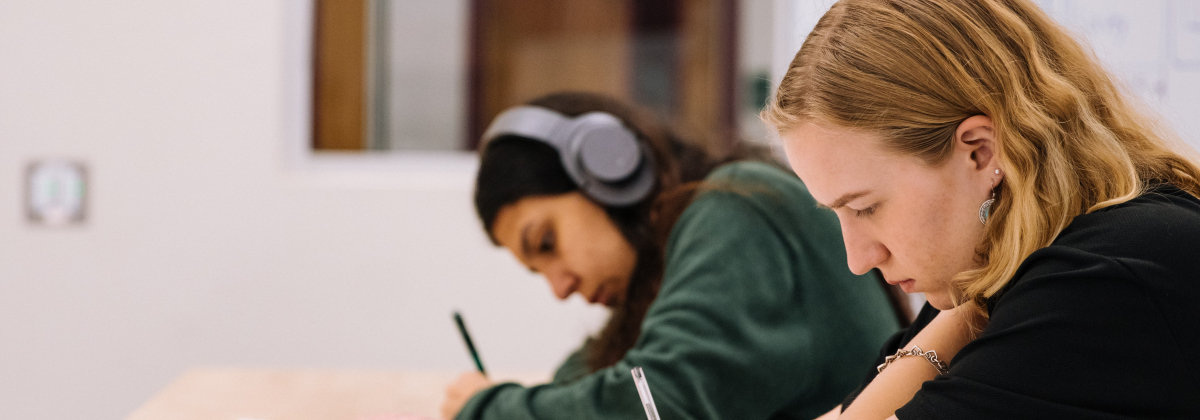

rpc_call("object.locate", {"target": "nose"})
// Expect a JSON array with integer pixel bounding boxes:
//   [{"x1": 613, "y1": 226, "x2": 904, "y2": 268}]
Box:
[
  {"x1": 542, "y1": 262, "x2": 580, "y2": 300},
  {"x1": 840, "y1": 219, "x2": 888, "y2": 275}
]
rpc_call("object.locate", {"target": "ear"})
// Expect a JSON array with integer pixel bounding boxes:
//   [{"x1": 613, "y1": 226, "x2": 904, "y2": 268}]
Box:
[{"x1": 954, "y1": 115, "x2": 1002, "y2": 187}]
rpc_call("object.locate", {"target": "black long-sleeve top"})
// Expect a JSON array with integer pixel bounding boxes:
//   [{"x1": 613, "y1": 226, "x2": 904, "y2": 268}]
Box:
[{"x1": 844, "y1": 185, "x2": 1200, "y2": 419}]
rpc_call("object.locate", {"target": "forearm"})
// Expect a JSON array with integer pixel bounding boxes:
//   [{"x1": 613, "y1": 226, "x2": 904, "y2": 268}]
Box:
[
  {"x1": 839, "y1": 307, "x2": 979, "y2": 420},
  {"x1": 815, "y1": 405, "x2": 842, "y2": 420},
  {"x1": 455, "y1": 368, "x2": 648, "y2": 420}
]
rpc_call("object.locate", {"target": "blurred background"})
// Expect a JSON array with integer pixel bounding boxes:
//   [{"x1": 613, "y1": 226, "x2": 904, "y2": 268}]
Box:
[{"x1": 2, "y1": 1, "x2": 1198, "y2": 418}]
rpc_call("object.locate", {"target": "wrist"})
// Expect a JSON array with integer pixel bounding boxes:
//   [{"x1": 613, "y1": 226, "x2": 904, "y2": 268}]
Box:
[{"x1": 878, "y1": 345, "x2": 949, "y2": 375}]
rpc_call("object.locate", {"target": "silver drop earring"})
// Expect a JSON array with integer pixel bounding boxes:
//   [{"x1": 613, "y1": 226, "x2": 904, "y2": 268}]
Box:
[
  {"x1": 979, "y1": 191, "x2": 996, "y2": 224},
  {"x1": 979, "y1": 169, "x2": 1001, "y2": 224}
]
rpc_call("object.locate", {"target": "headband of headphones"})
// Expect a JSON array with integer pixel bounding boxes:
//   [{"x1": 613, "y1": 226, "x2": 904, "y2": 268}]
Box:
[{"x1": 481, "y1": 106, "x2": 656, "y2": 206}]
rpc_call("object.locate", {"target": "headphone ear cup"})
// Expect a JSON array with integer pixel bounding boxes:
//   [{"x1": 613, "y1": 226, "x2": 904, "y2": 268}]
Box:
[
  {"x1": 563, "y1": 113, "x2": 656, "y2": 207},
  {"x1": 576, "y1": 142, "x2": 656, "y2": 207},
  {"x1": 577, "y1": 125, "x2": 642, "y2": 183},
  {"x1": 481, "y1": 106, "x2": 656, "y2": 207}
]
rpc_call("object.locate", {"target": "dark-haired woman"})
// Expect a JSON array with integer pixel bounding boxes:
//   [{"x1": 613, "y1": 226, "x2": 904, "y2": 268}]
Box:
[{"x1": 440, "y1": 92, "x2": 904, "y2": 420}]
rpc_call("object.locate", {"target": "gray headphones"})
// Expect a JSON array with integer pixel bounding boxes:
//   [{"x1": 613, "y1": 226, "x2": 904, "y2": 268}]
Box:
[{"x1": 481, "y1": 106, "x2": 656, "y2": 206}]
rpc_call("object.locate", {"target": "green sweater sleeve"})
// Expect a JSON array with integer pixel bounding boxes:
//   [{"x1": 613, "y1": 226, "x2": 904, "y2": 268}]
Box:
[
  {"x1": 455, "y1": 162, "x2": 896, "y2": 420},
  {"x1": 549, "y1": 339, "x2": 591, "y2": 385}
]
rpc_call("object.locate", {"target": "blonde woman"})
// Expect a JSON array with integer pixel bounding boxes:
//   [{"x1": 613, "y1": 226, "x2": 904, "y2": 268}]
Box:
[{"x1": 763, "y1": 0, "x2": 1200, "y2": 419}]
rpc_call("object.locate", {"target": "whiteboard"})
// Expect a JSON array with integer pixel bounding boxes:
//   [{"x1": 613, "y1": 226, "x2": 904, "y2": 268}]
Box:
[
  {"x1": 1040, "y1": 0, "x2": 1200, "y2": 150},
  {"x1": 774, "y1": 0, "x2": 1200, "y2": 150}
]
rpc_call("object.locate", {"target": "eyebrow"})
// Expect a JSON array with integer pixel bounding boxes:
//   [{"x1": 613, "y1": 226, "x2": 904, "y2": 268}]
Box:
[{"x1": 818, "y1": 190, "x2": 871, "y2": 210}]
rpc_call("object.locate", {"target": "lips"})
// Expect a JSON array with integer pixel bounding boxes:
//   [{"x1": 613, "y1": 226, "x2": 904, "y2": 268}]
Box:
[
  {"x1": 603, "y1": 291, "x2": 618, "y2": 307},
  {"x1": 588, "y1": 284, "x2": 607, "y2": 304},
  {"x1": 885, "y1": 277, "x2": 917, "y2": 293}
]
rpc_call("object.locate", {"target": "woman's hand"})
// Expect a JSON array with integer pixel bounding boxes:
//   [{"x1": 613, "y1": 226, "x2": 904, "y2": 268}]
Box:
[{"x1": 441, "y1": 371, "x2": 492, "y2": 420}]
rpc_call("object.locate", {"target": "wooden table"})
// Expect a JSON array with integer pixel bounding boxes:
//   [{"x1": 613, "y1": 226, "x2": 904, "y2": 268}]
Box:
[{"x1": 124, "y1": 369, "x2": 549, "y2": 420}]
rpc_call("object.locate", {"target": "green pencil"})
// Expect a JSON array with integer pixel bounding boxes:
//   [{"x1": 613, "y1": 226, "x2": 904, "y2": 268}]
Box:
[{"x1": 453, "y1": 311, "x2": 487, "y2": 376}]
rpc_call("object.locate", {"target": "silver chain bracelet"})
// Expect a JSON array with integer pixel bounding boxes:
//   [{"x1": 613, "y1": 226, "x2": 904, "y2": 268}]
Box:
[{"x1": 876, "y1": 345, "x2": 949, "y2": 375}]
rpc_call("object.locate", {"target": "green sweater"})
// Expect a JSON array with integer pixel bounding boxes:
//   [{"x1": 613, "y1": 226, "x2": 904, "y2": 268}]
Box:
[{"x1": 457, "y1": 161, "x2": 899, "y2": 420}]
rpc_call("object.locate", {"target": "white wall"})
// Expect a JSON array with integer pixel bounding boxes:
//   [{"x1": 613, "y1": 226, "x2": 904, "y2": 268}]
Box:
[{"x1": 0, "y1": 2, "x2": 605, "y2": 419}]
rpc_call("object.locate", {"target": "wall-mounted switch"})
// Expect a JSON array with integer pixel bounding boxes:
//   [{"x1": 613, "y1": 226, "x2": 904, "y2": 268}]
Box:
[{"x1": 26, "y1": 160, "x2": 88, "y2": 227}]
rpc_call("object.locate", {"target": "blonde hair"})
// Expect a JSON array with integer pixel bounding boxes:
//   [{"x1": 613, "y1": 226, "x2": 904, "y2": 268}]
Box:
[{"x1": 763, "y1": 0, "x2": 1200, "y2": 311}]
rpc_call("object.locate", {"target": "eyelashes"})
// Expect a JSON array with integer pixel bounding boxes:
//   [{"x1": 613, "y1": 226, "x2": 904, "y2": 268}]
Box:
[
  {"x1": 854, "y1": 204, "x2": 879, "y2": 218},
  {"x1": 538, "y1": 228, "x2": 556, "y2": 254}
]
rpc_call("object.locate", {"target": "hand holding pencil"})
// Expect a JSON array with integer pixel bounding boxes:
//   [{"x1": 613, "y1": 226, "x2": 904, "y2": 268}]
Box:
[{"x1": 442, "y1": 311, "x2": 494, "y2": 420}]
